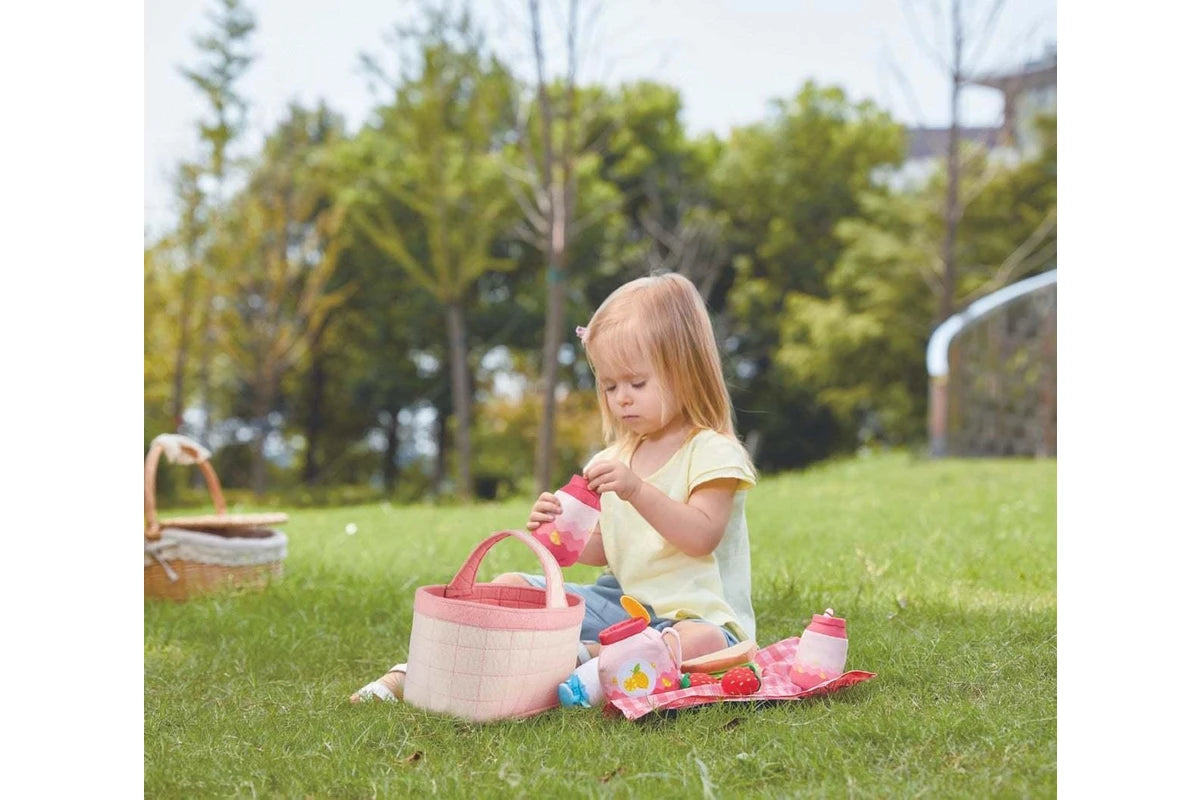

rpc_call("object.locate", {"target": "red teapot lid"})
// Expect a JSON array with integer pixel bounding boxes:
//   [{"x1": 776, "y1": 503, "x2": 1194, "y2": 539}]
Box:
[{"x1": 599, "y1": 616, "x2": 647, "y2": 645}]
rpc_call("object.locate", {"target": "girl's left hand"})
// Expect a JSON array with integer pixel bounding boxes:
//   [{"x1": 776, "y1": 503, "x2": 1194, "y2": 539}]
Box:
[{"x1": 585, "y1": 460, "x2": 643, "y2": 502}]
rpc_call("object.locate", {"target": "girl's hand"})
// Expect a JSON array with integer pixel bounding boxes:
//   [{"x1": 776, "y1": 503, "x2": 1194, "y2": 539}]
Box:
[
  {"x1": 585, "y1": 460, "x2": 643, "y2": 502},
  {"x1": 525, "y1": 492, "x2": 562, "y2": 531}
]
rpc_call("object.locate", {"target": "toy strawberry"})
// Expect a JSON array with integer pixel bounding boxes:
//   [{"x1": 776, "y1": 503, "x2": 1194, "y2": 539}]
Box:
[
  {"x1": 720, "y1": 665, "x2": 761, "y2": 695},
  {"x1": 681, "y1": 672, "x2": 719, "y2": 688}
]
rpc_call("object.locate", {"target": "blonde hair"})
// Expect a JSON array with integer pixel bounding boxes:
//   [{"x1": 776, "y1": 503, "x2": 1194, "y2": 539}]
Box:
[{"x1": 581, "y1": 272, "x2": 748, "y2": 460}]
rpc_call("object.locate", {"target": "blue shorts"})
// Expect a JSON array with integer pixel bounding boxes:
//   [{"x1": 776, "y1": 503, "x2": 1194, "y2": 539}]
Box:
[{"x1": 519, "y1": 572, "x2": 739, "y2": 647}]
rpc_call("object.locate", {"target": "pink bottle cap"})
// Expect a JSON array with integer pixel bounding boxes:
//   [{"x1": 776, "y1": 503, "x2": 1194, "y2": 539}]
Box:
[
  {"x1": 807, "y1": 611, "x2": 847, "y2": 639},
  {"x1": 561, "y1": 474, "x2": 601, "y2": 510}
]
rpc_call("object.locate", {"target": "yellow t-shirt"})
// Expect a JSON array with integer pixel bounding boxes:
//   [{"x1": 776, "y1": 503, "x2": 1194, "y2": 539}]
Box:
[{"x1": 585, "y1": 428, "x2": 758, "y2": 642}]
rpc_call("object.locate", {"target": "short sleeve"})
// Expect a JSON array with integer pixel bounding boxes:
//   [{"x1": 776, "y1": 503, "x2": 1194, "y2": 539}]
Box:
[
  {"x1": 687, "y1": 431, "x2": 757, "y2": 495},
  {"x1": 583, "y1": 446, "x2": 618, "y2": 474}
]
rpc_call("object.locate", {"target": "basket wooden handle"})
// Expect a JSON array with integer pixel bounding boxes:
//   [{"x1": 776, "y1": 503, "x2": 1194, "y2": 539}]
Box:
[
  {"x1": 144, "y1": 435, "x2": 227, "y2": 541},
  {"x1": 445, "y1": 530, "x2": 569, "y2": 609}
]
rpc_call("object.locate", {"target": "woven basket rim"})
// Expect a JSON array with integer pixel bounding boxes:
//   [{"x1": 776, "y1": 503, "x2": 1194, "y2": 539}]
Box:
[{"x1": 155, "y1": 512, "x2": 288, "y2": 530}]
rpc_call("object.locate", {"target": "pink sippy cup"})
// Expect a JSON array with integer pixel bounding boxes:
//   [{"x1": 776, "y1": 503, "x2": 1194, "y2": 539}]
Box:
[
  {"x1": 532, "y1": 475, "x2": 601, "y2": 567},
  {"x1": 789, "y1": 608, "x2": 848, "y2": 690}
]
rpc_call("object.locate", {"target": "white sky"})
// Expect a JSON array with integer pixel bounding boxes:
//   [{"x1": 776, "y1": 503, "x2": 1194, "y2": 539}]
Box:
[{"x1": 145, "y1": 0, "x2": 1056, "y2": 236}]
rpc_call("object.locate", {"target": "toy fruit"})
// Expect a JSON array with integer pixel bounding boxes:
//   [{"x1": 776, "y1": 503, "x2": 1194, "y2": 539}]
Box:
[
  {"x1": 681, "y1": 672, "x2": 719, "y2": 688},
  {"x1": 720, "y1": 666, "x2": 761, "y2": 695}
]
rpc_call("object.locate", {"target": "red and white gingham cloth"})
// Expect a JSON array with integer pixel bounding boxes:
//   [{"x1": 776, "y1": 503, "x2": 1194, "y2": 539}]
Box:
[{"x1": 607, "y1": 636, "x2": 875, "y2": 720}]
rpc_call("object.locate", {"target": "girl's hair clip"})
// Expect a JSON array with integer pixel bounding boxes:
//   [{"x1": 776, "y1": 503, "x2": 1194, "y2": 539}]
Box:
[{"x1": 575, "y1": 325, "x2": 589, "y2": 344}]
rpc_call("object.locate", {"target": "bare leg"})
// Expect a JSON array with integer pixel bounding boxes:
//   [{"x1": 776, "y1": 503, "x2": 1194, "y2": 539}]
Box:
[
  {"x1": 671, "y1": 620, "x2": 731, "y2": 662},
  {"x1": 490, "y1": 572, "x2": 534, "y2": 586}
]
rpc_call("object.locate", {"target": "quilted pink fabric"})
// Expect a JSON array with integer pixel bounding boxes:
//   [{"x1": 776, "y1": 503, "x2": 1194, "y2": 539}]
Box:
[
  {"x1": 608, "y1": 636, "x2": 875, "y2": 720},
  {"x1": 404, "y1": 531, "x2": 585, "y2": 722}
]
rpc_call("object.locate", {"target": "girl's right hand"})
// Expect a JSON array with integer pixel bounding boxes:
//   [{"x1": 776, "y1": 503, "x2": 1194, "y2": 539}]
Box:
[{"x1": 526, "y1": 492, "x2": 562, "y2": 531}]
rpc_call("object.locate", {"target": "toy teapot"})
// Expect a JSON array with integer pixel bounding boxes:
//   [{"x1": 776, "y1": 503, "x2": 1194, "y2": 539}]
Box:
[{"x1": 558, "y1": 596, "x2": 683, "y2": 707}]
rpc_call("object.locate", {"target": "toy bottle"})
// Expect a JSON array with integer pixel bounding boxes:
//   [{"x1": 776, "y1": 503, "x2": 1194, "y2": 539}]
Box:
[
  {"x1": 789, "y1": 608, "x2": 848, "y2": 690},
  {"x1": 557, "y1": 657, "x2": 604, "y2": 708},
  {"x1": 532, "y1": 474, "x2": 601, "y2": 567}
]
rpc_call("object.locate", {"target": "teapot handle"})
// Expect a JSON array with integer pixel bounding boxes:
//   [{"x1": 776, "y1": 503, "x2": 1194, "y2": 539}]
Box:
[{"x1": 662, "y1": 626, "x2": 683, "y2": 668}]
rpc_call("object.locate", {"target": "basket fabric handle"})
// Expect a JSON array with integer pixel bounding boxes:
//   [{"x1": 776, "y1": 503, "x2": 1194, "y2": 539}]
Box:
[
  {"x1": 144, "y1": 434, "x2": 227, "y2": 540},
  {"x1": 445, "y1": 530, "x2": 569, "y2": 609}
]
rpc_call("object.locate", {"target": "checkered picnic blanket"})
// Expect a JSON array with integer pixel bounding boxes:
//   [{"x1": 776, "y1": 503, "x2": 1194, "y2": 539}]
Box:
[{"x1": 607, "y1": 636, "x2": 875, "y2": 720}]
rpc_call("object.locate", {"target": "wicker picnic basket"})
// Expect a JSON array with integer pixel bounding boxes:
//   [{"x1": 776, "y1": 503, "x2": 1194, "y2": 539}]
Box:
[
  {"x1": 404, "y1": 530, "x2": 585, "y2": 722},
  {"x1": 144, "y1": 433, "x2": 289, "y2": 601}
]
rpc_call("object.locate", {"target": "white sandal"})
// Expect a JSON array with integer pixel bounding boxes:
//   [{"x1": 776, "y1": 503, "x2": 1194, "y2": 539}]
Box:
[{"x1": 350, "y1": 663, "x2": 406, "y2": 703}]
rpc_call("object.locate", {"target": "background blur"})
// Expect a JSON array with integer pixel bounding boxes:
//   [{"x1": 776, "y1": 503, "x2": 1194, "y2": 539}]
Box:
[{"x1": 143, "y1": 0, "x2": 1058, "y2": 504}]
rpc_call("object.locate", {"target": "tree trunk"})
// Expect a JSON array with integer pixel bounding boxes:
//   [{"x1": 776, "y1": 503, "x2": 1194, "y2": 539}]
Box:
[
  {"x1": 302, "y1": 349, "x2": 326, "y2": 485},
  {"x1": 433, "y1": 402, "x2": 448, "y2": 493},
  {"x1": 939, "y1": 0, "x2": 964, "y2": 324},
  {"x1": 190, "y1": 281, "x2": 217, "y2": 492},
  {"x1": 530, "y1": 0, "x2": 579, "y2": 494},
  {"x1": 250, "y1": 374, "x2": 273, "y2": 497},
  {"x1": 170, "y1": 265, "x2": 197, "y2": 431},
  {"x1": 445, "y1": 299, "x2": 473, "y2": 501},
  {"x1": 535, "y1": 250, "x2": 567, "y2": 492},
  {"x1": 382, "y1": 407, "x2": 400, "y2": 494}
]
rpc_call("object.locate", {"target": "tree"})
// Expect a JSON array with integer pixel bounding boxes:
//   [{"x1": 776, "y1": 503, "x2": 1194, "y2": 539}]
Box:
[
  {"x1": 351, "y1": 6, "x2": 518, "y2": 500},
  {"x1": 775, "y1": 188, "x2": 938, "y2": 445},
  {"x1": 773, "y1": 115, "x2": 1056, "y2": 447},
  {"x1": 178, "y1": 0, "x2": 257, "y2": 445},
  {"x1": 145, "y1": 243, "x2": 181, "y2": 442},
  {"x1": 711, "y1": 83, "x2": 908, "y2": 467},
  {"x1": 514, "y1": 0, "x2": 586, "y2": 493},
  {"x1": 954, "y1": 114, "x2": 1056, "y2": 302},
  {"x1": 166, "y1": 162, "x2": 206, "y2": 431},
  {"x1": 899, "y1": 0, "x2": 1037, "y2": 322},
  {"x1": 218, "y1": 103, "x2": 353, "y2": 495},
  {"x1": 589, "y1": 82, "x2": 727, "y2": 302}
]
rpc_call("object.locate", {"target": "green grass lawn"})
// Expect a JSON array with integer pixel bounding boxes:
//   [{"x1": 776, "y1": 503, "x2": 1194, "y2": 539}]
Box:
[{"x1": 145, "y1": 452, "x2": 1056, "y2": 798}]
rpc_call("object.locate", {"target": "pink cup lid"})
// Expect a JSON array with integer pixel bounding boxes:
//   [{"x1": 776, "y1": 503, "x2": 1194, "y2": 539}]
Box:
[
  {"x1": 562, "y1": 474, "x2": 601, "y2": 509},
  {"x1": 807, "y1": 612, "x2": 847, "y2": 638}
]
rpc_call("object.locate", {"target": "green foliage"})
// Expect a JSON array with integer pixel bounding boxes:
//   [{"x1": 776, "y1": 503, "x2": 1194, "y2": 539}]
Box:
[
  {"x1": 145, "y1": 454, "x2": 1056, "y2": 797},
  {"x1": 957, "y1": 114, "x2": 1058, "y2": 296},
  {"x1": 144, "y1": 245, "x2": 178, "y2": 438},
  {"x1": 349, "y1": 8, "x2": 519, "y2": 306},
  {"x1": 775, "y1": 188, "x2": 937, "y2": 445},
  {"x1": 770, "y1": 116, "x2": 1058, "y2": 446},
  {"x1": 712, "y1": 83, "x2": 909, "y2": 467},
  {"x1": 178, "y1": 0, "x2": 256, "y2": 182},
  {"x1": 472, "y1": 390, "x2": 603, "y2": 499},
  {"x1": 150, "y1": 4, "x2": 1057, "y2": 496},
  {"x1": 584, "y1": 82, "x2": 727, "y2": 300},
  {"x1": 343, "y1": 7, "x2": 524, "y2": 498}
]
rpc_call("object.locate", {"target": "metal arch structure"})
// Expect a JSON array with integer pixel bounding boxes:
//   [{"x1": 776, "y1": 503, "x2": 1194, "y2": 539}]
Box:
[{"x1": 927, "y1": 269, "x2": 1057, "y2": 457}]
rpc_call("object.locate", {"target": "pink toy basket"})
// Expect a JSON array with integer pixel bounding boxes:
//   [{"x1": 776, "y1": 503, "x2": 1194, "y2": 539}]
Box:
[{"x1": 403, "y1": 530, "x2": 585, "y2": 722}]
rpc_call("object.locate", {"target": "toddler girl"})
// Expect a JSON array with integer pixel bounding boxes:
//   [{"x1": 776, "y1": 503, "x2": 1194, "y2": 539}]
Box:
[{"x1": 351, "y1": 272, "x2": 756, "y2": 702}]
